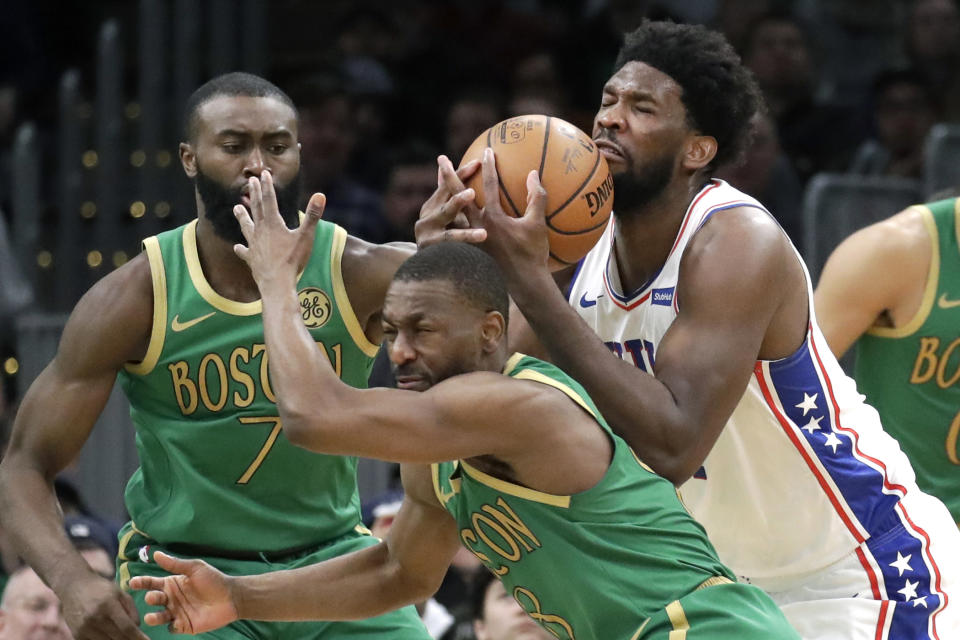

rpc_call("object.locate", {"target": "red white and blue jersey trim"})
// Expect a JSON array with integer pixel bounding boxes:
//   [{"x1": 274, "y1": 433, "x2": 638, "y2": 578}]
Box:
[{"x1": 567, "y1": 180, "x2": 959, "y2": 639}]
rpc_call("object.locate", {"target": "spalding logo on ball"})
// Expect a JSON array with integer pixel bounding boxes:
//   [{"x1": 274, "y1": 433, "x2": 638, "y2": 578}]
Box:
[{"x1": 459, "y1": 114, "x2": 614, "y2": 270}]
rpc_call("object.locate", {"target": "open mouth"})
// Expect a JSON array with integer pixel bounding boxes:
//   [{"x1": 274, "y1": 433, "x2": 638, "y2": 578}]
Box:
[
  {"x1": 395, "y1": 376, "x2": 427, "y2": 390},
  {"x1": 595, "y1": 139, "x2": 626, "y2": 162}
]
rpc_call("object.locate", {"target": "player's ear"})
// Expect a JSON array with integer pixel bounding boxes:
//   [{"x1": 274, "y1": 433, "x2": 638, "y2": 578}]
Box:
[
  {"x1": 180, "y1": 142, "x2": 198, "y2": 178},
  {"x1": 480, "y1": 311, "x2": 506, "y2": 353},
  {"x1": 682, "y1": 134, "x2": 717, "y2": 171}
]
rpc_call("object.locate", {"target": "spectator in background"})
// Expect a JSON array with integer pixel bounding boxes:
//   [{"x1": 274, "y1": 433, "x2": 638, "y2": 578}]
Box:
[
  {"x1": 741, "y1": 11, "x2": 865, "y2": 182},
  {"x1": 714, "y1": 110, "x2": 804, "y2": 251},
  {"x1": 63, "y1": 515, "x2": 115, "y2": 579},
  {"x1": 470, "y1": 569, "x2": 553, "y2": 640},
  {"x1": 381, "y1": 141, "x2": 441, "y2": 243},
  {"x1": 0, "y1": 517, "x2": 115, "y2": 638},
  {"x1": 294, "y1": 75, "x2": 384, "y2": 243},
  {"x1": 0, "y1": 565, "x2": 71, "y2": 640},
  {"x1": 506, "y1": 52, "x2": 569, "y2": 120},
  {"x1": 444, "y1": 90, "x2": 503, "y2": 163},
  {"x1": 712, "y1": 0, "x2": 772, "y2": 52},
  {"x1": 849, "y1": 68, "x2": 938, "y2": 179},
  {"x1": 904, "y1": 0, "x2": 960, "y2": 121}
]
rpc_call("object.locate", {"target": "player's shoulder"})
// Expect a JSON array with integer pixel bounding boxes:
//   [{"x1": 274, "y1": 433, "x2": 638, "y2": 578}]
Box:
[
  {"x1": 78, "y1": 251, "x2": 153, "y2": 310},
  {"x1": 840, "y1": 205, "x2": 931, "y2": 260},
  {"x1": 342, "y1": 234, "x2": 415, "y2": 277},
  {"x1": 59, "y1": 252, "x2": 154, "y2": 369},
  {"x1": 430, "y1": 369, "x2": 560, "y2": 414},
  {"x1": 688, "y1": 199, "x2": 790, "y2": 265}
]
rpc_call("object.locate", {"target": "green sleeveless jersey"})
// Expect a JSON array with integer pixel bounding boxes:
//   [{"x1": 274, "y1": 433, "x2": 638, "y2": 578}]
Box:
[
  {"x1": 855, "y1": 197, "x2": 960, "y2": 523},
  {"x1": 117, "y1": 219, "x2": 379, "y2": 553},
  {"x1": 432, "y1": 354, "x2": 734, "y2": 640}
]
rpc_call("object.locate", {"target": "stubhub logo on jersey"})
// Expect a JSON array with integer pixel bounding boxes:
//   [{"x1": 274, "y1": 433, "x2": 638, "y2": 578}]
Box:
[{"x1": 651, "y1": 287, "x2": 674, "y2": 306}]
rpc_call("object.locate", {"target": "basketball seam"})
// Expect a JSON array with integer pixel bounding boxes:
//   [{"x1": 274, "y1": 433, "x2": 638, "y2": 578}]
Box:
[
  {"x1": 546, "y1": 146, "x2": 602, "y2": 220},
  {"x1": 490, "y1": 123, "x2": 522, "y2": 217},
  {"x1": 547, "y1": 215, "x2": 611, "y2": 235},
  {"x1": 538, "y1": 116, "x2": 552, "y2": 177}
]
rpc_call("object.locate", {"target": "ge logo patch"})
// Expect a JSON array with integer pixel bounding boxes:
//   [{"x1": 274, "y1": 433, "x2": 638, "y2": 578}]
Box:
[{"x1": 298, "y1": 287, "x2": 332, "y2": 329}]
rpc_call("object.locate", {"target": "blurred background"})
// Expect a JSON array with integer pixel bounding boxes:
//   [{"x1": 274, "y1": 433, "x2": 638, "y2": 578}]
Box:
[{"x1": 2, "y1": 0, "x2": 960, "y2": 522}]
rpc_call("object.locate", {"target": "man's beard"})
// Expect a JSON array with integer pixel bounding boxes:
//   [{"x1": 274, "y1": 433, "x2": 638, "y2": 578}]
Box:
[
  {"x1": 195, "y1": 168, "x2": 303, "y2": 244},
  {"x1": 611, "y1": 151, "x2": 674, "y2": 217}
]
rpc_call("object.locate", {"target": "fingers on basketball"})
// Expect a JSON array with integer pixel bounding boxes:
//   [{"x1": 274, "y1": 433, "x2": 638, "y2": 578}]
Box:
[{"x1": 458, "y1": 115, "x2": 614, "y2": 270}]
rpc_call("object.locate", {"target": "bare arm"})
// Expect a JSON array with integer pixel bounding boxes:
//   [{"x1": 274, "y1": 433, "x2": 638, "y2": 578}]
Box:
[
  {"x1": 512, "y1": 213, "x2": 796, "y2": 483},
  {"x1": 448, "y1": 155, "x2": 802, "y2": 484},
  {"x1": 0, "y1": 256, "x2": 153, "y2": 639},
  {"x1": 814, "y1": 208, "x2": 931, "y2": 358},
  {"x1": 130, "y1": 465, "x2": 462, "y2": 632},
  {"x1": 340, "y1": 235, "x2": 414, "y2": 345},
  {"x1": 232, "y1": 174, "x2": 583, "y2": 467}
]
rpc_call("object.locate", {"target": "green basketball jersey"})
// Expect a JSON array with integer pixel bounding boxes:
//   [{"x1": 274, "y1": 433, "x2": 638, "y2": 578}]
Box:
[
  {"x1": 855, "y1": 198, "x2": 960, "y2": 524},
  {"x1": 432, "y1": 354, "x2": 735, "y2": 640},
  {"x1": 117, "y1": 219, "x2": 379, "y2": 553}
]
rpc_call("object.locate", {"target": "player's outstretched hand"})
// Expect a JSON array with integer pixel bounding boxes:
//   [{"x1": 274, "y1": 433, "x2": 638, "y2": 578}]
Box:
[
  {"x1": 128, "y1": 551, "x2": 239, "y2": 635},
  {"x1": 415, "y1": 156, "x2": 487, "y2": 247},
  {"x1": 473, "y1": 147, "x2": 550, "y2": 282},
  {"x1": 60, "y1": 573, "x2": 151, "y2": 640},
  {"x1": 233, "y1": 171, "x2": 325, "y2": 290}
]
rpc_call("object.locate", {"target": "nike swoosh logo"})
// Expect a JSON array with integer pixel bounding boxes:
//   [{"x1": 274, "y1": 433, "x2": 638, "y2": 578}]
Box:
[
  {"x1": 938, "y1": 293, "x2": 960, "y2": 309},
  {"x1": 579, "y1": 292, "x2": 601, "y2": 308},
  {"x1": 171, "y1": 312, "x2": 216, "y2": 332}
]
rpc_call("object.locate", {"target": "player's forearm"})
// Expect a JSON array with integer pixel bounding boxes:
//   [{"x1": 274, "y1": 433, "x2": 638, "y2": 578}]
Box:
[
  {"x1": 0, "y1": 457, "x2": 99, "y2": 592},
  {"x1": 232, "y1": 540, "x2": 425, "y2": 621},
  {"x1": 259, "y1": 283, "x2": 357, "y2": 446},
  {"x1": 508, "y1": 272, "x2": 699, "y2": 482}
]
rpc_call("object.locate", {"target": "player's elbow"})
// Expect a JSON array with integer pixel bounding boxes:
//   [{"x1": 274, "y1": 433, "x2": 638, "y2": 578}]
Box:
[
  {"x1": 656, "y1": 457, "x2": 702, "y2": 486},
  {"x1": 276, "y1": 401, "x2": 324, "y2": 451},
  {"x1": 635, "y1": 444, "x2": 705, "y2": 486}
]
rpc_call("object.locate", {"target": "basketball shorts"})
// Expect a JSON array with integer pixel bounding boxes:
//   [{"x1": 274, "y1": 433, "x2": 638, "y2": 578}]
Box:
[
  {"x1": 764, "y1": 490, "x2": 960, "y2": 640},
  {"x1": 116, "y1": 523, "x2": 431, "y2": 639},
  {"x1": 636, "y1": 580, "x2": 801, "y2": 639}
]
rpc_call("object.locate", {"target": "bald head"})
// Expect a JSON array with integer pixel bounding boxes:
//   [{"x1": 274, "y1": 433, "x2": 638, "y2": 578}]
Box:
[{"x1": 0, "y1": 567, "x2": 70, "y2": 640}]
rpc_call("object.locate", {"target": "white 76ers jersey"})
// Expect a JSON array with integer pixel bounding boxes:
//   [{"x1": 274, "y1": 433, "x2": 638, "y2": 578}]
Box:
[{"x1": 568, "y1": 179, "x2": 924, "y2": 587}]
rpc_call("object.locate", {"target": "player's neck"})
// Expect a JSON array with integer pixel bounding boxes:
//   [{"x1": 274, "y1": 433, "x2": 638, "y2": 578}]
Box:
[
  {"x1": 612, "y1": 178, "x2": 699, "y2": 292},
  {"x1": 194, "y1": 215, "x2": 261, "y2": 303}
]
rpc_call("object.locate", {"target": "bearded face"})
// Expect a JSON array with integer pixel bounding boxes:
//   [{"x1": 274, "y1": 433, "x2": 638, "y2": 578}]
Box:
[{"x1": 195, "y1": 166, "x2": 303, "y2": 244}]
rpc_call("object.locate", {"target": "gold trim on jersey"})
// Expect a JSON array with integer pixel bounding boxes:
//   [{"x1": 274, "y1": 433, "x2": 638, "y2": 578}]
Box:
[
  {"x1": 125, "y1": 237, "x2": 167, "y2": 375},
  {"x1": 502, "y1": 353, "x2": 598, "y2": 419},
  {"x1": 867, "y1": 206, "x2": 939, "y2": 338},
  {"x1": 329, "y1": 226, "x2": 379, "y2": 357},
  {"x1": 183, "y1": 220, "x2": 262, "y2": 316},
  {"x1": 665, "y1": 599, "x2": 690, "y2": 639},
  {"x1": 629, "y1": 618, "x2": 651, "y2": 640},
  {"x1": 461, "y1": 461, "x2": 571, "y2": 509},
  {"x1": 117, "y1": 522, "x2": 150, "y2": 591},
  {"x1": 954, "y1": 197, "x2": 960, "y2": 254},
  {"x1": 502, "y1": 352, "x2": 526, "y2": 375},
  {"x1": 432, "y1": 461, "x2": 462, "y2": 506}
]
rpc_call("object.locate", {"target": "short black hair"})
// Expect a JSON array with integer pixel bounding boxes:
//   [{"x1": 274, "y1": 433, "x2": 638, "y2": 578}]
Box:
[
  {"x1": 872, "y1": 67, "x2": 936, "y2": 106},
  {"x1": 614, "y1": 20, "x2": 762, "y2": 169},
  {"x1": 393, "y1": 243, "x2": 509, "y2": 325},
  {"x1": 183, "y1": 72, "x2": 297, "y2": 141}
]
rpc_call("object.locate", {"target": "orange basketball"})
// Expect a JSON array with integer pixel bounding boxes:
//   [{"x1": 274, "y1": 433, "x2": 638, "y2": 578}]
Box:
[{"x1": 459, "y1": 114, "x2": 614, "y2": 270}]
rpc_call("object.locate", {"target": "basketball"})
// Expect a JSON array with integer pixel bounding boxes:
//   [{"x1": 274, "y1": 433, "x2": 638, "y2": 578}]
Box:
[{"x1": 459, "y1": 114, "x2": 614, "y2": 270}]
